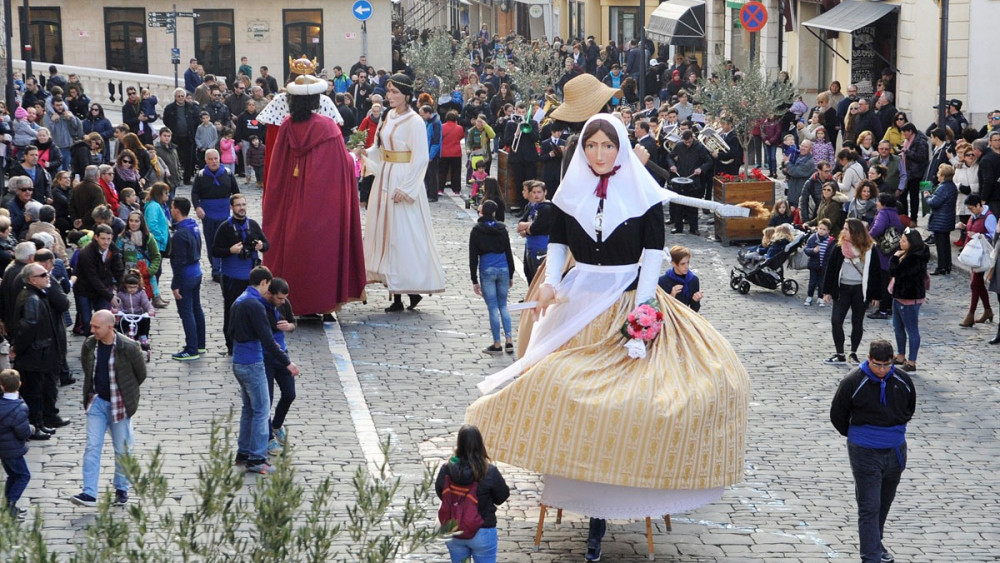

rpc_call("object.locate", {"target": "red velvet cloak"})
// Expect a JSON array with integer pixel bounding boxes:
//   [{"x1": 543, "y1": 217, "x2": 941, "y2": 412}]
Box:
[{"x1": 262, "y1": 115, "x2": 366, "y2": 314}]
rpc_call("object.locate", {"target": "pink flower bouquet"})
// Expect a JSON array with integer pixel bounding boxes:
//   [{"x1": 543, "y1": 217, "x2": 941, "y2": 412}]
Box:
[{"x1": 621, "y1": 301, "x2": 664, "y2": 359}]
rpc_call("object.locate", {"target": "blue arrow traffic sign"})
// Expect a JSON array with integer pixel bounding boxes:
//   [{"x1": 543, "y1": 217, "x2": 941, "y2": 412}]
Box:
[{"x1": 352, "y1": 0, "x2": 374, "y2": 21}]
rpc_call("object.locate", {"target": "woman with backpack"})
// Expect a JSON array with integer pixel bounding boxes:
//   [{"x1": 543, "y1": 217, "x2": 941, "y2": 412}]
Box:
[{"x1": 435, "y1": 425, "x2": 510, "y2": 563}]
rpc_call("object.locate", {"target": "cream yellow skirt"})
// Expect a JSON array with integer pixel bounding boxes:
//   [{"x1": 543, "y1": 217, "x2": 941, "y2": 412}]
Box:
[{"x1": 466, "y1": 265, "x2": 750, "y2": 517}]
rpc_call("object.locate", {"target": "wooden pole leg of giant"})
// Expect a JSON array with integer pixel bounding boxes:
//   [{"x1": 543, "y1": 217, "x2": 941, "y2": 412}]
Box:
[{"x1": 533, "y1": 503, "x2": 670, "y2": 559}]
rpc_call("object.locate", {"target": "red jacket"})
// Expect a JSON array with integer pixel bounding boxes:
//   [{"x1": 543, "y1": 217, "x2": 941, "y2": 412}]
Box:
[
  {"x1": 441, "y1": 121, "x2": 465, "y2": 159},
  {"x1": 762, "y1": 118, "x2": 783, "y2": 145},
  {"x1": 99, "y1": 178, "x2": 120, "y2": 214},
  {"x1": 358, "y1": 116, "x2": 379, "y2": 148}
]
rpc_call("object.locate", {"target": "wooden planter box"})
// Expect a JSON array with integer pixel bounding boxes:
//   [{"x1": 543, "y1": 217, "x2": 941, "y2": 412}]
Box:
[
  {"x1": 712, "y1": 178, "x2": 776, "y2": 246},
  {"x1": 712, "y1": 178, "x2": 775, "y2": 205}
]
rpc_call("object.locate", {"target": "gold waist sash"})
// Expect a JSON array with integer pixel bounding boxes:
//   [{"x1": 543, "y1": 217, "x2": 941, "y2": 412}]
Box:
[{"x1": 380, "y1": 149, "x2": 412, "y2": 163}]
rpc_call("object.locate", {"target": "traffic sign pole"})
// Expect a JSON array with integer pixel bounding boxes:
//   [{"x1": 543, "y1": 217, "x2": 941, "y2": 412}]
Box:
[
  {"x1": 352, "y1": 0, "x2": 374, "y2": 58},
  {"x1": 739, "y1": 1, "x2": 768, "y2": 63},
  {"x1": 173, "y1": 4, "x2": 179, "y2": 88}
]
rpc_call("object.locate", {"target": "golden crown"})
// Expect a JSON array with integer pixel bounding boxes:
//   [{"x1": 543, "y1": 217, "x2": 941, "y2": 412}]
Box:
[{"x1": 288, "y1": 55, "x2": 318, "y2": 76}]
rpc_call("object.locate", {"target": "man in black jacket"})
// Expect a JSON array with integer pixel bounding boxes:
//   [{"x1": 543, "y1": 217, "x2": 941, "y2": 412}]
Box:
[
  {"x1": 975, "y1": 136, "x2": 1000, "y2": 213},
  {"x1": 830, "y1": 339, "x2": 916, "y2": 563},
  {"x1": 502, "y1": 103, "x2": 539, "y2": 209},
  {"x1": 853, "y1": 98, "x2": 883, "y2": 142},
  {"x1": 191, "y1": 150, "x2": 240, "y2": 281},
  {"x1": 712, "y1": 118, "x2": 744, "y2": 176},
  {"x1": 230, "y1": 267, "x2": 299, "y2": 474},
  {"x1": 74, "y1": 225, "x2": 124, "y2": 335},
  {"x1": 12, "y1": 263, "x2": 65, "y2": 438},
  {"x1": 0, "y1": 243, "x2": 36, "y2": 341},
  {"x1": 35, "y1": 250, "x2": 74, "y2": 387},
  {"x1": 212, "y1": 194, "x2": 269, "y2": 355},
  {"x1": 667, "y1": 130, "x2": 713, "y2": 235},
  {"x1": 162, "y1": 88, "x2": 202, "y2": 184},
  {"x1": 900, "y1": 123, "x2": 929, "y2": 222}
]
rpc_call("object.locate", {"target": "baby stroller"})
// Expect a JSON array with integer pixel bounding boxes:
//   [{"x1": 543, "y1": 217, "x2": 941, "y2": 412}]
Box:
[{"x1": 730, "y1": 232, "x2": 807, "y2": 296}]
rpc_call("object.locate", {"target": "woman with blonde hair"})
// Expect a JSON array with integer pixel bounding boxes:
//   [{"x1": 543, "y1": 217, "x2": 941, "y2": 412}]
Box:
[
  {"x1": 856, "y1": 130, "x2": 876, "y2": 159},
  {"x1": 843, "y1": 102, "x2": 861, "y2": 145},
  {"x1": 822, "y1": 218, "x2": 882, "y2": 364}
]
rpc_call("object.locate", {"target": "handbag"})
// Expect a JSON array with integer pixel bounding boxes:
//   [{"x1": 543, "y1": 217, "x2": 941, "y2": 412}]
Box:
[
  {"x1": 876, "y1": 226, "x2": 901, "y2": 255},
  {"x1": 959, "y1": 233, "x2": 994, "y2": 272},
  {"x1": 789, "y1": 249, "x2": 809, "y2": 270}
]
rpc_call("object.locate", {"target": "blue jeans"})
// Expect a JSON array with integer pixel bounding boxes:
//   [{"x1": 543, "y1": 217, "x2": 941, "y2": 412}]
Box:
[
  {"x1": 764, "y1": 143, "x2": 777, "y2": 174},
  {"x1": 82, "y1": 397, "x2": 133, "y2": 498},
  {"x1": 201, "y1": 216, "x2": 224, "y2": 277},
  {"x1": 174, "y1": 275, "x2": 205, "y2": 354},
  {"x1": 2, "y1": 456, "x2": 30, "y2": 507},
  {"x1": 76, "y1": 294, "x2": 111, "y2": 335},
  {"x1": 233, "y1": 361, "x2": 270, "y2": 462},
  {"x1": 891, "y1": 300, "x2": 921, "y2": 362},
  {"x1": 59, "y1": 147, "x2": 72, "y2": 172},
  {"x1": 479, "y1": 267, "x2": 511, "y2": 343},
  {"x1": 446, "y1": 526, "x2": 498, "y2": 563},
  {"x1": 807, "y1": 267, "x2": 823, "y2": 298},
  {"x1": 848, "y1": 442, "x2": 906, "y2": 563},
  {"x1": 587, "y1": 518, "x2": 607, "y2": 548},
  {"x1": 265, "y1": 358, "x2": 296, "y2": 434}
]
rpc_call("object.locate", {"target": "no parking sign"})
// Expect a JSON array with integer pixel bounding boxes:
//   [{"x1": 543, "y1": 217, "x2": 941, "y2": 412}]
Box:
[{"x1": 740, "y1": 1, "x2": 768, "y2": 32}]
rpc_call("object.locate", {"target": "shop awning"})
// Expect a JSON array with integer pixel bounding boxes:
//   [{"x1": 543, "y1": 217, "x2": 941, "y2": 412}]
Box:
[
  {"x1": 647, "y1": 0, "x2": 706, "y2": 47},
  {"x1": 802, "y1": 0, "x2": 899, "y2": 34}
]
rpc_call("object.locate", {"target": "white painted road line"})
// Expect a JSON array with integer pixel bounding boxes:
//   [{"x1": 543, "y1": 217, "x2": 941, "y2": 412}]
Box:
[{"x1": 324, "y1": 319, "x2": 386, "y2": 477}]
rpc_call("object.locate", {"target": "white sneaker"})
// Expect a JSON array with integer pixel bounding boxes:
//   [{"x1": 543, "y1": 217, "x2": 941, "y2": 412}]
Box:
[
  {"x1": 818, "y1": 301, "x2": 827, "y2": 307},
  {"x1": 804, "y1": 297, "x2": 813, "y2": 306}
]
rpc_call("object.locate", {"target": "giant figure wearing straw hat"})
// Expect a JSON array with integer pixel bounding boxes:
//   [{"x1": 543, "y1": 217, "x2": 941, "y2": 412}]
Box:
[
  {"x1": 467, "y1": 78, "x2": 752, "y2": 559},
  {"x1": 261, "y1": 71, "x2": 365, "y2": 315}
]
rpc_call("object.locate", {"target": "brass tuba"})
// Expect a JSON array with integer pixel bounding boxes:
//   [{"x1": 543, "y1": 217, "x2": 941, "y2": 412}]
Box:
[
  {"x1": 540, "y1": 93, "x2": 561, "y2": 126},
  {"x1": 698, "y1": 126, "x2": 731, "y2": 154}
]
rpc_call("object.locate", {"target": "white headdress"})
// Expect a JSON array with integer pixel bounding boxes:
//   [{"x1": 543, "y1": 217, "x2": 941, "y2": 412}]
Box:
[{"x1": 552, "y1": 114, "x2": 671, "y2": 241}]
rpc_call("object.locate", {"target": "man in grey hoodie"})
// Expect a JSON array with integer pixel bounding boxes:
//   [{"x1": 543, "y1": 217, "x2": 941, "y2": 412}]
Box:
[{"x1": 43, "y1": 97, "x2": 83, "y2": 174}]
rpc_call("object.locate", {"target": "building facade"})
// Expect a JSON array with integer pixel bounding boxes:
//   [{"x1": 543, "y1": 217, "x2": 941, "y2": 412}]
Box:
[{"x1": 11, "y1": 1, "x2": 393, "y2": 84}]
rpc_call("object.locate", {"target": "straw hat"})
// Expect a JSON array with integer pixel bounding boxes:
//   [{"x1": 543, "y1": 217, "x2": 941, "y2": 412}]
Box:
[{"x1": 550, "y1": 74, "x2": 623, "y2": 124}]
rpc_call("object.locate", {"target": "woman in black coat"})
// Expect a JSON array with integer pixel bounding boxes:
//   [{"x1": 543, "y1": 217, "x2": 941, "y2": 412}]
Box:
[{"x1": 888, "y1": 228, "x2": 929, "y2": 372}]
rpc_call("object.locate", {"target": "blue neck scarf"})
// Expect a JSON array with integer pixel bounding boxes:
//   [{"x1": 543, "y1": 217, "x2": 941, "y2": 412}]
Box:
[
  {"x1": 859, "y1": 359, "x2": 895, "y2": 406},
  {"x1": 206, "y1": 166, "x2": 227, "y2": 186},
  {"x1": 662, "y1": 267, "x2": 695, "y2": 298}
]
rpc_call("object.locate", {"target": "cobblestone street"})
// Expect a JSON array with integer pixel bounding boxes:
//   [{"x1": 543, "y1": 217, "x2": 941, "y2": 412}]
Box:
[{"x1": 21, "y1": 181, "x2": 1000, "y2": 562}]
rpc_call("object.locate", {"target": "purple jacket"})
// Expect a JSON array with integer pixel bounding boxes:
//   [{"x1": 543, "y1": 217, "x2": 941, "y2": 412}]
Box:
[{"x1": 869, "y1": 207, "x2": 903, "y2": 270}]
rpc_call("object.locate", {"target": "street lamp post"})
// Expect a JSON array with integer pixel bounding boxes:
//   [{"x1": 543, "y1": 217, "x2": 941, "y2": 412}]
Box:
[
  {"x1": 4, "y1": 0, "x2": 15, "y2": 111},
  {"x1": 20, "y1": 0, "x2": 29, "y2": 79},
  {"x1": 938, "y1": 0, "x2": 948, "y2": 129}
]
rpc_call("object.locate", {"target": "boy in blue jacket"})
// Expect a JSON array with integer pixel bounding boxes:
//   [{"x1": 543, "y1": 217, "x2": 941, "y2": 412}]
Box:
[
  {"x1": 0, "y1": 369, "x2": 32, "y2": 520},
  {"x1": 169, "y1": 197, "x2": 206, "y2": 361}
]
